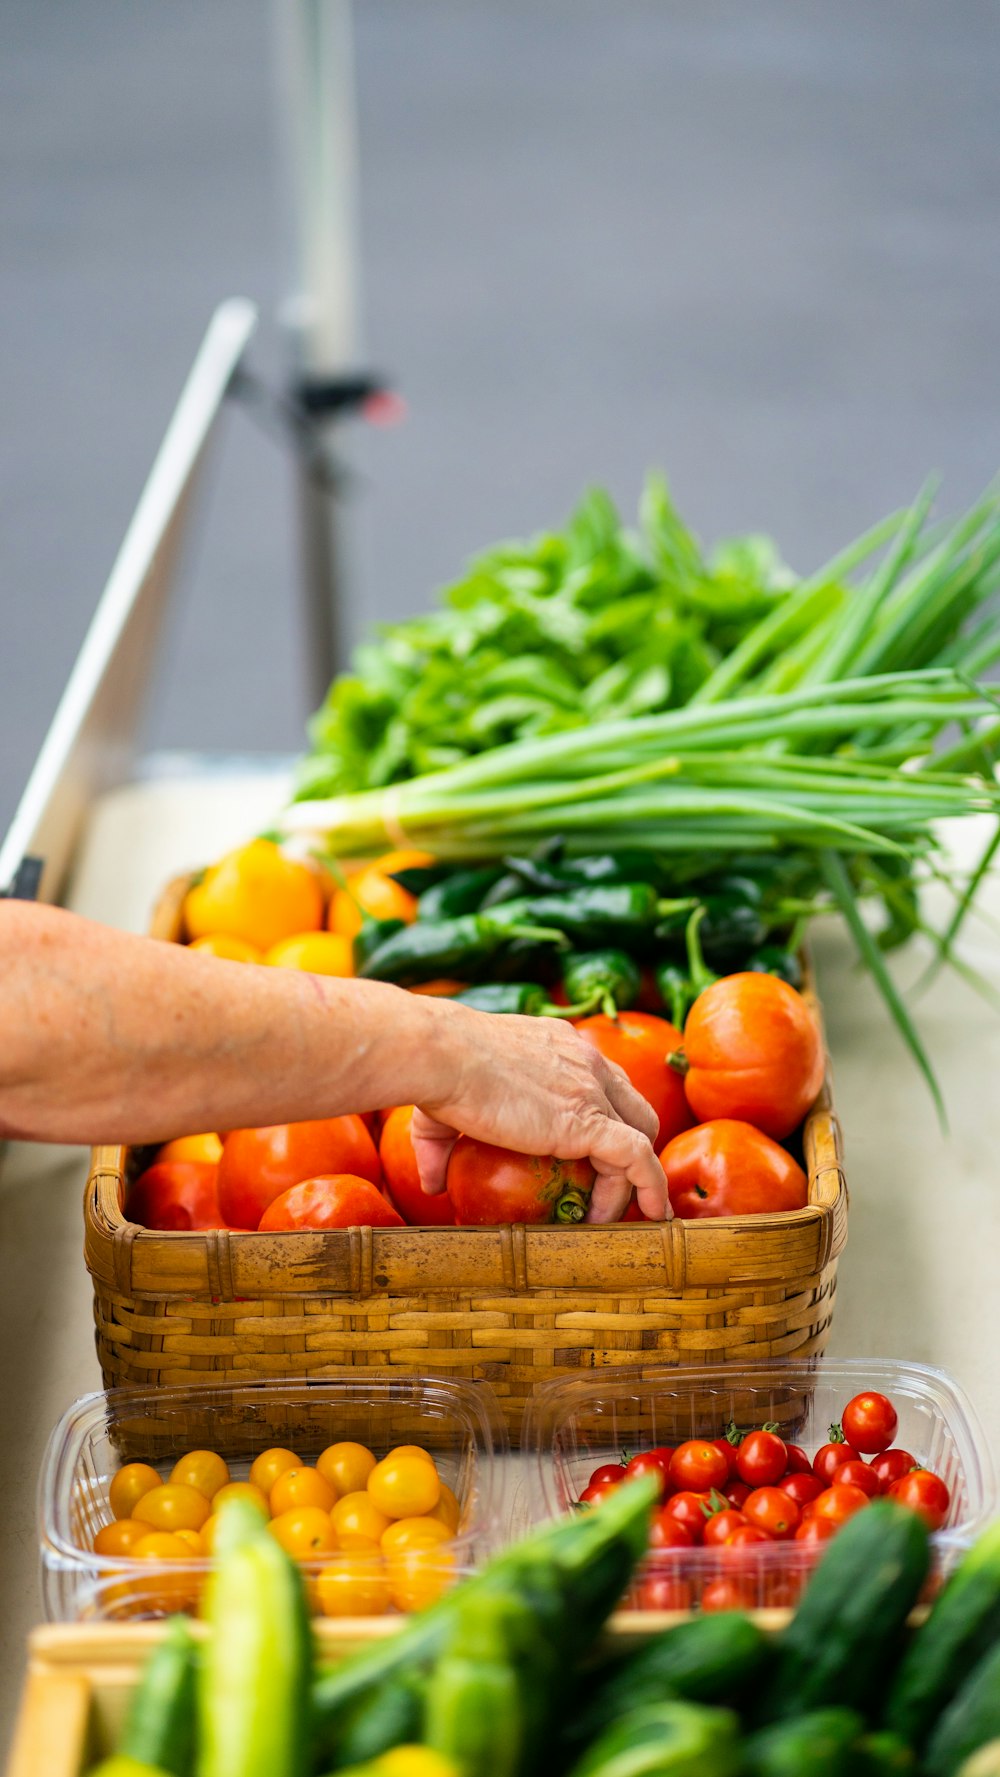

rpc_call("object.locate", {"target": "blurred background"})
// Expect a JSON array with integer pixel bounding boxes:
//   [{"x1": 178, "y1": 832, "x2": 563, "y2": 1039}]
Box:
[{"x1": 3, "y1": 0, "x2": 1000, "y2": 837}]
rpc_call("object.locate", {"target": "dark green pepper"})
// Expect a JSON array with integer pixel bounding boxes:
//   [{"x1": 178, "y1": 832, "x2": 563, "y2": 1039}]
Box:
[
  {"x1": 498, "y1": 849, "x2": 668, "y2": 895},
  {"x1": 352, "y1": 917, "x2": 406, "y2": 973},
  {"x1": 417, "y1": 867, "x2": 504, "y2": 922},
  {"x1": 654, "y1": 961, "x2": 695, "y2": 1029},
  {"x1": 747, "y1": 946, "x2": 803, "y2": 990},
  {"x1": 455, "y1": 983, "x2": 554, "y2": 1016},
  {"x1": 486, "y1": 885, "x2": 668, "y2": 948},
  {"x1": 359, "y1": 914, "x2": 567, "y2": 986},
  {"x1": 561, "y1": 949, "x2": 641, "y2": 1018}
]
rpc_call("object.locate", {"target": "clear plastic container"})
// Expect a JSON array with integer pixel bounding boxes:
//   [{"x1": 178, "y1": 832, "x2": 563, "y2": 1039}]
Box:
[
  {"x1": 523, "y1": 1359, "x2": 996, "y2": 1612},
  {"x1": 40, "y1": 1374, "x2": 506, "y2": 1621}
]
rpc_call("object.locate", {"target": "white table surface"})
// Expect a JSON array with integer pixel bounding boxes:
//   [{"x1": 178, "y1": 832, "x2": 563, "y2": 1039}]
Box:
[{"x1": 2, "y1": 771, "x2": 999, "y2": 1746}]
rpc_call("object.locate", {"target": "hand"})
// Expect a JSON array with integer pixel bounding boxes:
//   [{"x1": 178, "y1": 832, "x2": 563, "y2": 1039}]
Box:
[{"x1": 410, "y1": 1005, "x2": 669, "y2": 1223}]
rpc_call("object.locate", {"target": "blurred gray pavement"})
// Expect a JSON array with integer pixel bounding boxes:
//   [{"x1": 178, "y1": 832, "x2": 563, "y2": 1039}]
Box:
[{"x1": 3, "y1": 0, "x2": 1000, "y2": 836}]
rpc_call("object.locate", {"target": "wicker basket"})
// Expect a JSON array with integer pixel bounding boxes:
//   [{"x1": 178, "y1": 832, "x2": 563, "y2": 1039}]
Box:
[{"x1": 83, "y1": 874, "x2": 848, "y2": 1436}]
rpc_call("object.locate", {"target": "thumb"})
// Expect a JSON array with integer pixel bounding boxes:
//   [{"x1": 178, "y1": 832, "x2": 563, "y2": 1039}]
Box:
[{"x1": 410, "y1": 1107, "x2": 460, "y2": 1196}]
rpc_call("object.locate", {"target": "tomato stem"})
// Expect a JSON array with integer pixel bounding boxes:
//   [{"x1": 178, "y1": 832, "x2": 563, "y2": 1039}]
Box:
[
  {"x1": 555, "y1": 1188, "x2": 590, "y2": 1224},
  {"x1": 828, "y1": 1422, "x2": 847, "y2": 1443}
]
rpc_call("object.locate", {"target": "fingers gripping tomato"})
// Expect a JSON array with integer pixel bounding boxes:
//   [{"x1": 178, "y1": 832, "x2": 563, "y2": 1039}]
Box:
[
  {"x1": 674, "y1": 972, "x2": 824, "y2": 1139},
  {"x1": 218, "y1": 1115, "x2": 382, "y2": 1228},
  {"x1": 574, "y1": 1011, "x2": 694, "y2": 1149},
  {"x1": 379, "y1": 1105, "x2": 455, "y2": 1226},
  {"x1": 446, "y1": 1136, "x2": 594, "y2": 1225},
  {"x1": 659, "y1": 1121, "x2": 808, "y2": 1220}
]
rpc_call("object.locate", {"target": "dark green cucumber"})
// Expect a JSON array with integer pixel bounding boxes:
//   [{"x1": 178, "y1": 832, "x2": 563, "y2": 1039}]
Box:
[
  {"x1": 758, "y1": 1500, "x2": 930, "y2": 1721},
  {"x1": 568, "y1": 1613, "x2": 770, "y2": 1749},
  {"x1": 119, "y1": 1616, "x2": 197, "y2": 1777},
  {"x1": 855, "y1": 1730, "x2": 918, "y2": 1774},
  {"x1": 925, "y1": 1641, "x2": 1000, "y2": 1777},
  {"x1": 323, "y1": 1668, "x2": 425, "y2": 1768},
  {"x1": 884, "y1": 1521, "x2": 1000, "y2": 1748},
  {"x1": 742, "y1": 1708, "x2": 864, "y2": 1777},
  {"x1": 566, "y1": 1700, "x2": 742, "y2": 1777}
]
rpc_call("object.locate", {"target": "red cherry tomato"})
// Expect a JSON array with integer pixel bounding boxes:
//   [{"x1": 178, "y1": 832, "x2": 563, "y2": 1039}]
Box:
[
  {"x1": 724, "y1": 1480, "x2": 752, "y2": 1510},
  {"x1": 887, "y1": 1469, "x2": 951, "y2": 1531},
  {"x1": 783, "y1": 1444, "x2": 812, "y2": 1475},
  {"x1": 664, "y1": 1491, "x2": 712, "y2": 1544},
  {"x1": 648, "y1": 1509, "x2": 695, "y2": 1551},
  {"x1": 737, "y1": 1430, "x2": 788, "y2": 1488},
  {"x1": 659, "y1": 1121, "x2": 808, "y2": 1220},
  {"x1": 726, "y1": 1522, "x2": 770, "y2": 1547},
  {"x1": 702, "y1": 1577, "x2": 755, "y2": 1613},
  {"x1": 807, "y1": 1482, "x2": 870, "y2": 1527},
  {"x1": 575, "y1": 1011, "x2": 693, "y2": 1150},
  {"x1": 638, "y1": 1573, "x2": 694, "y2": 1611},
  {"x1": 832, "y1": 1460, "x2": 880, "y2": 1499},
  {"x1": 841, "y1": 1392, "x2": 899, "y2": 1456},
  {"x1": 379, "y1": 1105, "x2": 455, "y2": 1225},
  {"x1": 588, "y1": 1464, "x2": 625, "y2": 1490},
  {"x1": 795, "y1": 1514, "x2": 837, "y2": 1545},
  {"x1": 127, "y1": 1161, "x2": 225, "y2": 1231},
  {"x1": 707, "y1": 1437, "x2": 740, "y2": 1481},
  {"x1": 218, "y1": 1116, "x2": 381, "y2": 1228},
  {"x1": 779, "y1": 1472, "x2": 826, "y2": 1508},
  {"x1": 624, "y1": 1450, "x2": 673, "y2": 1499},
  {"x1": 668, "y1": 1441, "x2": 731, "y2": 1495},
  {"x1": 813, "y1": 1440, "x2": 861, "y2": 1484},
  {"x1": 258, "y1": 1173, "x2": 403, "y2": 1231},
  {"x1": 578, "y1": 1480, "x2": 620, "y2": 1507},
  {"x1": 869, "y1": 1449, "x2": 919, "y2": 1494},
  {"x1": 702, "y1": 1509, "x2": 747, "y2": 1547},
  {"x1": 742, "y1": 1486, "x2": 801, "y2": 1541},
  {"x1": 446, "y1": 1137, "x2": 593, "y2": 1225},
  {"x1": 679, "y1": 973, "x2": 825, "y2": 1139}
]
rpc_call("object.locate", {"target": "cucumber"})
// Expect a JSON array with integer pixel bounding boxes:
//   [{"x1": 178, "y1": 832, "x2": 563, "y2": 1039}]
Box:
[
  {"x1": 565, "y1": 1700, "x2": 742, "y2": 1777},
  {"x1": 324, "y1": 1668, "x2": 426, "y2": 1768},
  {"x1": 925, "y1": 1641, "x2": 1000, "y2": 1777},
  {"x1": 757, "y1": 1500, "x2": 930, "y2": 1721},
  {"x1": 742, "y1": 1707, "x2": 864, "y2": 1777},
  {"x1": 568, "y1": 1613, "x2": 770, "y2": 1750},
  {"x1": 119, "y1": 1617, "x2": 197, "y2": 1777},
  {"x1": 423, "y1": 1593, "x2": 526, "y2": 1777},
  {"x1": 884, "y1": 1521, "x2": 1000, "y2": 1748}
]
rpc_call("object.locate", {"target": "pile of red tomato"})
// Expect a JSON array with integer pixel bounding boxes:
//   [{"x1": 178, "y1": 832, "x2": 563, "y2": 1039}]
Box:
[{"x1": 576, "y1": 1390, "x2": 953, "y2": 1612}]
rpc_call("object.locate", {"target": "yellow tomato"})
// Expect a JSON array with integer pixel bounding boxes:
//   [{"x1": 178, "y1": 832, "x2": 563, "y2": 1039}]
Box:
[
  {"x1": 268, "y1": 1506, "x2": 336, "y2": 1558},
  {"x1": 317, "y1": 1441, "x2": 376, "y2": 1497},
  {"x1": 386, "y1": 1445, "x2": 436, "y2": 1466},
  {"x1": 368, "y1": 1455, "x2": 441, "y2": 1520},
  {"x1": 328, "y1": 867, "x2": 419, "y2": 940},
  {"x1": 109, "y1": 1463, "x2": 162, "y2": 1521},
  {"x1": 331, "y1": 1491, "x2": 391, "y2": 1550},
  {"x1": 387, "y1": 1546, "x2": 454, "y2": 1614},
  {"x1": 93, "y1": 1518, "x2": 148, "y2": 1558},
  {"x1": 269, "y1": 1466, "x2": 337, "y2": 1517},
  {"x1": 200, "y1": 1513, "x2": 220, "y2": 1555},
  {"x1": 210, "y1": 1481, "x2": 269, "y2": 1518},
  {"x1": 315, "y1": 1555, "x2": 391, "y2": 1618},
  {"x1": 378, "y1": 1751, "x2": 462, "y2": 1777},
  {"x1": 380, "y1": 1516, "x2": 452, "y2": 1555},
  {"x1": 173, "y1": 1528, "x2": 204, "y2": 1555},
  {"x1": 249, "y1": 1446, "x2": 302, "y2": 1499},
  {"x1": 133, "y1": 1483, "x2": 211, "y2": 1534},
  {"x1": 264, "y1": 932, "x2": 354, "y2": 976},
  {"x1": 156, "y1": 1132, "x2": 225, "y2": 1165},
  {"x1": 427, "y1": 1483, "x2": 461, "y2": 1535},
  {"x1": 188, "y1": 933, "x2": 263, "y2": 963},
  {"x1": 170, "y1": 1450, "x2": 230, "y2": 1499},
  {"x1": 132, "y1": 1532, "x2": 200, "y2": 1613},
  {"x1": 184, "y1": 840, "x2": 324, "y2": 951}
]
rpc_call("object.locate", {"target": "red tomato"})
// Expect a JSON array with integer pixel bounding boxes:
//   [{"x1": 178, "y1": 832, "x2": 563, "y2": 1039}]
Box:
[
  {"x1": 832, "y1": 1460, "x2": 880, "y2": 1499},
  {"x1": 679, "y1": 973, "x2": 825, "y2": 1140},
  {"x1": 726, "y1": 1523, "x2": 770, "y2": 1547},
  {"x1": 725, "y1": 1480, "x2": 752, "y2": 1510},
  {"x1": 664, "y1": 1491, "x2": 712, "y2": 1544},
  {"x1": 127, "y1": 1161, "x2": 225, "y2": 1231},
  {"x1": 588, "y1": 1464, "x2": 625, "y2": 1490},
  {"x1": 702, "y1": 1578, "x2": 754, "y2": 1613},
  {"x1": 869, "y1": 1449, "x2": 919, "y2": 1494},
  {"x1": 638, "y1": 1573, "x2": 694, "y2": 1611},
  {"x1": 578, "y1": 1480, "x2": 620, "y2": 1507},
  {"x1": 218, "y1": 1117, "x2": 381, "y2": 1228},
  {"x1": 813, "y1": 1440, "x2": 861, "y2": 1484},
  {"x1": 841, "y1": 1392, "x2": 899, "y2": 1455},
  {"x1": 707, "y1": 1437, "x2": 740, "y2": 1481},
  {"x1": 743, "y1": 1487, "x2": 801, "y2": 1541},
  {"x1": 623, "y1": 1196, "x2": 647, "y2": 1222},
  {"x1": 887, "y1": 1469, "x2": 950, "y2": 1531},
  {"x1": 625, "y1": 1450, "x2": 674, "y2": 1498},
  {"x1": 795, "y1": 1515, "x2": 837, "y2": 1545},
  {"x1": 649, "y1": 1510, "x2": 695, "y2": 1551},
  {"x1": 575, "y1": 1011, "x2": 693, "y2": 1150},
  {"x1": 779, "y1": 1472, "x2": 826, "y2": 1508},
  {"x1": 783, "y1": 1444, "x2": 812, "y2": 1475},
  {"x1": 669, "y1": 1441, "x2": 730, "y2": 1494},
  {"x1": 737, "y1": 1430, "x2": 788, "y2": 1488},
  {"x1": 258, "y1": 1174, "x2": 403, "y2": 1231},
  {"x1": 660, "y1": 1122, "x2": 808, "y2": 1221},
  {"x1": 808, "y1": 1482, "x2": 871, "y2": 1527},
  {"x1": 702, "y1": 1509, "x2": 747, "y2": 1547},
  {"x1": 379, "y1": 1105, "x2": 455, "y2": 1225},
  {"x1": 446, "y1": 1137, "x2": 594, "y2": 1225}
]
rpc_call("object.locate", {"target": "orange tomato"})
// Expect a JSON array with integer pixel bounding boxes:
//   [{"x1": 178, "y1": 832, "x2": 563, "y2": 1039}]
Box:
[
  {"x1": 408, "y1": 980, "x2": 466, "y2": 997},
  {"x1": 211, "y1": 1481, "x2": 269, "y2": 1517},
  {"x1": 126, "y1": 1161, "x2": 225, "y2": 1233},
  {"x1": 173, "y1": 1528, "x2": 204, "y2": 1555},
  {"x1": 200, "y1": 1513, "x2": 220, "y2": 1555},
  {"x1": 380, "y1": 1516, "x2": 452, "y2": 1555},
  {"x1": 679, "y1": 973, "x2": 825, "y2": 1140},
  {"x1": 93, "y1": 1518, "x2": 149, "y2": 1558},
  {"x1": 269, "y1": 1466, "x2": 338, "y2": 1517},
  {"x1": 188, "y1": 933, "x2": 264, "y2": 963},
  {"x1": 156, "y1": 1133, "x2": 224, "y2": 1166},
  {"x1": 317, "y1": 1442, "x2": 376, "y2": 1497},
  {"x1": 265, "y1": 932, "x2": 354, "y2": 976},
  {"x1": 659, "y1": 1120, "x2": 808, "y2": 1219},
  {"x1": 368, "y1": 1454, "x2": 440, "y2": 1520},
  {"x1": 328, "y1": 857, "x2": 426, "y2": 939},
  {"x1": 109, "y1": 1463, "x2": 162, "y2": 1521},
  {"x1": 331, "y1": 1492, "x2": 391, "y2": 1549},
  {"x1": 268, "y1": 1506, "x2": 336, "y2": 1558},
  {"x1": 258, "y1": 1174, "x2": 403, "y2": 1232},
  {"x1": 427, "y1": 1484, "x2": 461, "y2": 1534},
  {"x1": 218, "y1": 1118, "x2": 382, "y2": 1229},
  {"x1": 170, "y1": 1450, "x2": 230, "y2": 1499},
  {"x1": 249, "y1": 1446, "x2": 302, "y2": 1498},
  {"x1": 184, "y1": 839, "x2": 324, "y2": 951},
  {"x1": 316, "y1": 1556, "x2": 391, "y2": 1618},
  {"x1": 133, "y1": 1483, "x2": 211, "y2": 1534}
]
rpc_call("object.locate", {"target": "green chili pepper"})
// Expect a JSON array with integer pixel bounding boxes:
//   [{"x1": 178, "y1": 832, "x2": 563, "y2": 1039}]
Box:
[
  {"x1": 499, "y1": 849, "x2": 668, "y2": 895},
  {"x1": 352, "y1": 916, "x2": 406, "y2": 972},
  {"x1": 359, "y1": 914, "x2": 568, "y2": 986},
  {"x1": 418, "y1": 867, "x2": 504, "y2": 921},
  {"x1": 654, "y1": 960, "x2": 695, "y2": 1029},
  {"x1": 486, "y1": 884, "x2": 676, "y2": 948},
  {"x1": 561, "y1": 949, "x2": 642, "y2": 1018},
  {"x1": 456, "y1": 982, "x2": 553, "y2": 1015},
  {"x1": 747, "y1": 946, "x2": 803, "y2": 989}
]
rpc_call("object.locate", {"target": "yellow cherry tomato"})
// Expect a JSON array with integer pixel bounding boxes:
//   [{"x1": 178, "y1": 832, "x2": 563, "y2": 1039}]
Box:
[
  {"x1": 155, "y1": 1132, "x2": 225, "y2": 1165},
  {"x1": 173, "y1": 1528, "x2": 204, "y2": 1555},
  {"x1": 378, "y1": 1751, "x2": 462, "y2": 1777},
  {"x1": 385, "y1": 1445, "x2": 436, "y2": 1466},
  {"x1": 331, "y1": 1491, "x2": 391, "y2": 1549},
  {"x1": 269, "y1": 1466, "x2": 337, "y2": 1517},
  {"x1": 109, "y1": 1463, "x2": 162, "y2": 1521},
  {"x1": 317, "y1": 1441, "x2": 376, "y2": 1496},
  {"x1": 170, "y1": 1450, "x2": 230, "y2": 1499},
  {"x1": 184, "y1": 839, "x2": 324, "y2": 951},
  {"x1": 211, "y1": 1481, "x2": 269, "y2": 1518},
  {"x1": 131, "y1": 1532, "x2": 200, "y2": 1612},
  {"x1": 188, "y1": 933, "x2": 263, "y2": 963},
  {"x1": 133, "y1": 1483, "x2": 211, "y2": 1534},
  {"x1": 268, "y1": 1506, "x2": 336, "y2": 1558},
  {"x1": 315, "y1": 1555, "x2": 391, "y2": 1618},
  {"x1": 368, "y1": 1454, "x2": 441, "y2": 1520},
  {"x1": 264, "y1": 931, "x2": 355, "y2": 977},
  {"x1": 249, "y1": 1446, "x2": 302, "y2": 1499},
  {"x1": 386, "y1": 1546, "x2": 454, "y2": 1613},
  {"x1": 200, "y1": 1513, "x2": 220, "y2": 1555},
  {"x1": 93, "y1": 1518, "x2": 149, "y2": 1558},
  {"x1": 427, "y1": 1483, "x2": 461, "y2": 1534},
  {"x1": 380, "y1": 1516, "x2": 452, "y2": 1555},
  {"x1": 328, "y1": 866, "x2": 420, "y2": 940}
]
